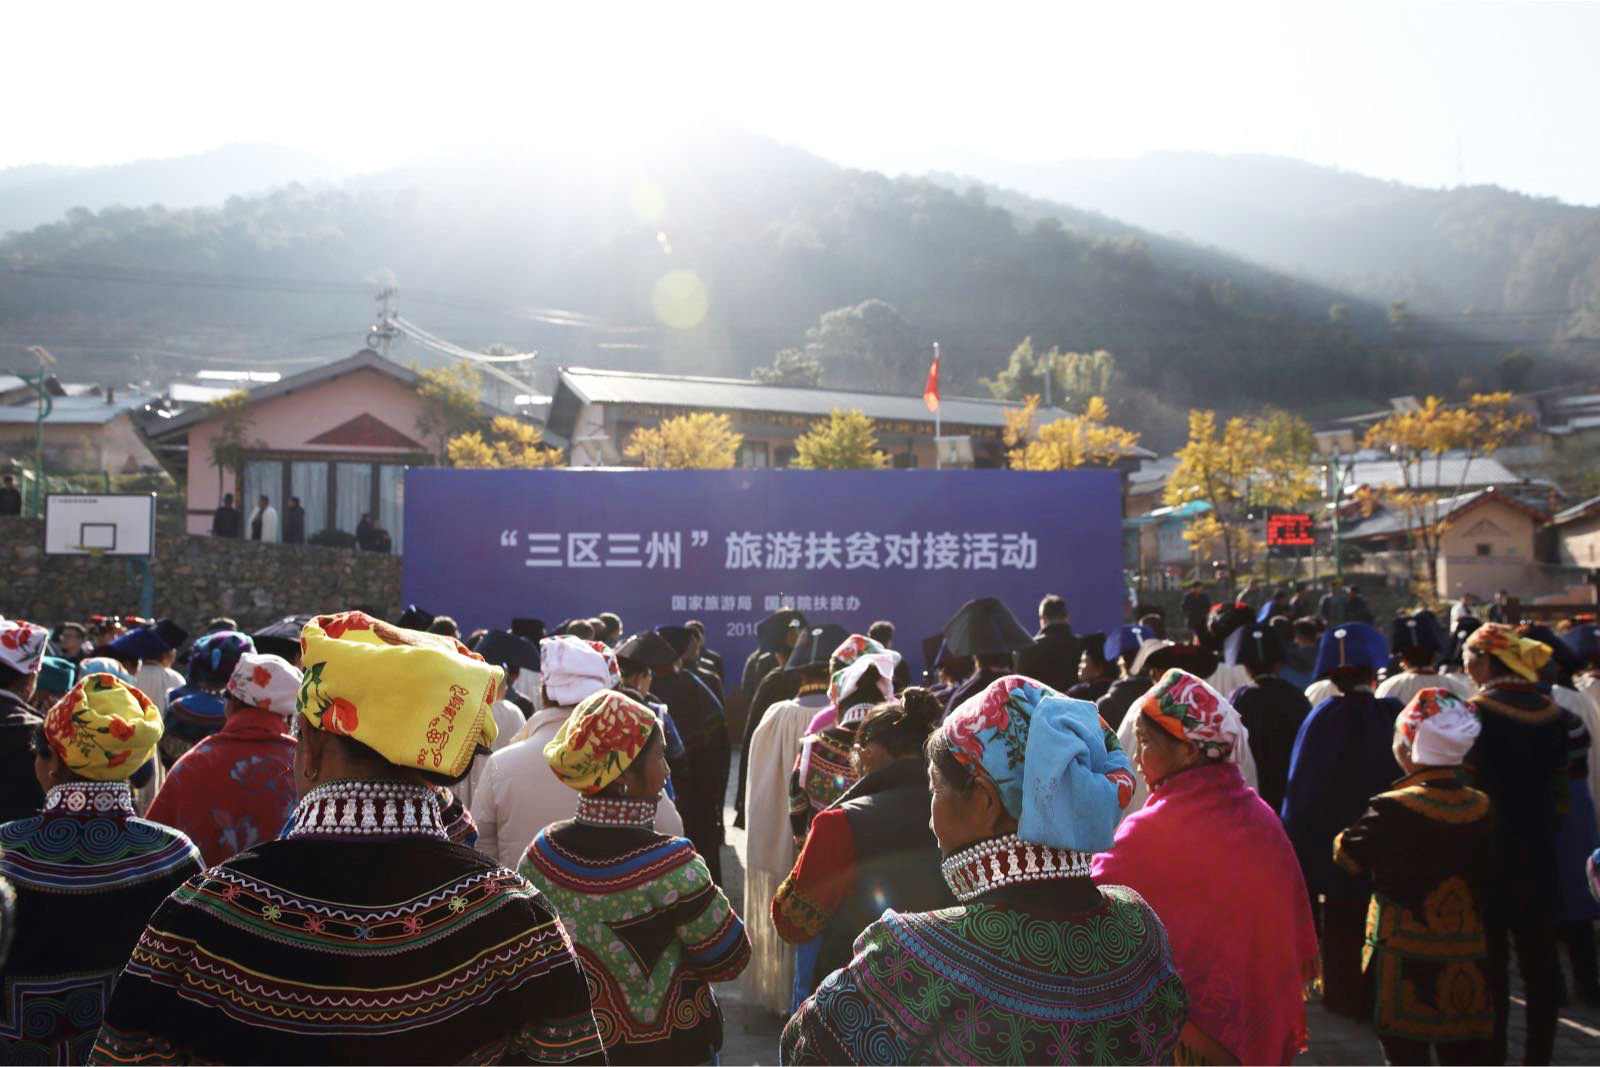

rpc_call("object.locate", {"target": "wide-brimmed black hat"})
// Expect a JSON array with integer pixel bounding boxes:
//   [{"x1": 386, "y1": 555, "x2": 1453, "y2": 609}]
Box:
[
  {"x1": 396, "y1": 605, "x2": 435, "y2": 631},
  {"x1": 510, "y1": 617, "x2": 547, "y2": 643},
  {"x1": 940, "y1": 597, "x2": 1032, "y2": 658},
  {"x1": 756, "y1": 609, "x2": 808, "y2": 654},
  {"x1": 251, "y1": 614, "x2": 314, "y2": 662},
  {"x1": 616, "y1": 631, "x2": 680, "y2": 670},
  {"x1": 786, "y1": 624, "x2": 851, "y2": 673},
  {"x1": 472, "y1": 629, "x2": 541, "y2": 672},
  {"x1": 655, "y1": 625, "x2": 694, "y2": 658}
]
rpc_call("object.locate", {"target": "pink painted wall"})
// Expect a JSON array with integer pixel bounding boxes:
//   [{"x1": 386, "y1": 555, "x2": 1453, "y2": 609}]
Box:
[{"x1": 184, "y1": 367, "x2": 429, "y2": 533}]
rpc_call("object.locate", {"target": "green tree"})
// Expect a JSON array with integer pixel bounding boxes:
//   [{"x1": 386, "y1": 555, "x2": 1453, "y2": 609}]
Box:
[
  {"x1": 447, "y1": 416, "x2": 562, "y2": 468},
  {"x1": 207, "y1": 389, "x2": 260, "y2": 497},
  {"x1": 983, "y1": 337, "x2": 1049, "y2": 400},
  {"x1": 1255, "y1": 406, "x2": 1318, "y2": 463},
  {"x1": 802, "y1": 299, "x2": 922, "y2": 392},
  {"x1": 752, "y1": 348, "x2": 824, "y2": 387},
  {"x1": 415, "y1": 363, "x2": 485, "y2": 463},
  {"x1": 1051, "y1": 349, "x2": 1118, "y2": 410},
  {"x1": 790, "y1": 409, "x2": 888, "y2": 469},
  {"x1": 624, "y1": 412, "x2": 742, "y2": 469}
]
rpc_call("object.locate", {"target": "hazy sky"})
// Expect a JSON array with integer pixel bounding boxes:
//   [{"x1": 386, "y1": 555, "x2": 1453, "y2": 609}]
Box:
[{"x1": 10, "y1": 0, "x2": 1598, "y2": 203}]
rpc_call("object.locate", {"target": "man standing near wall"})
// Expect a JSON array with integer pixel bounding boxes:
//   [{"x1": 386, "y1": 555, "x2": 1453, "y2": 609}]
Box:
[
  {"x1": 210, "y1": 493, "x2": 241, "y2": 538},
  {"x1": 282, "y1": 496, "x2": 306, "y2": 545},
  {"x1": 0, "y1": 475, "x2": 21, "y2": 517}
]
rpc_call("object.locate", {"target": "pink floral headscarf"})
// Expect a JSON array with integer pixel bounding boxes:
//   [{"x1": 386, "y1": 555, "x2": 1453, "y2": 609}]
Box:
[{"x1": 1136, "y1": 669, "x2": 1247, "y2": 764}]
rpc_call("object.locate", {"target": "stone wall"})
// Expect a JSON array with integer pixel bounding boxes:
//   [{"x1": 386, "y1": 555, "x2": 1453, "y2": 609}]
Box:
[{"x1": 0, "y1": 518, "x2": 402, "y2": 631}]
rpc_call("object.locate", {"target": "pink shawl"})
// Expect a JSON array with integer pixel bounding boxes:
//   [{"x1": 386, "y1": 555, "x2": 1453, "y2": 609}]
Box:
[{"x1": 1093, "y1": 760, "x2": 1318, "y2": 1065}]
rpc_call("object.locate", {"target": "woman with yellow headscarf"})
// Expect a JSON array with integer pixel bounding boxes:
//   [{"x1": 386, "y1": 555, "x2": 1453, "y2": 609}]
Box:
[
  {"x1": 1461, "y1": 622, "x2": 1568, "y2": 1064},
  {"x1": 0, "y1": 672, "x2": 202, "y2": 1064},
  {"x1": 91, "y1": 611, "x2": 605, "y2": 1065},
  {"x1": 521, "y1": 689, "x2": 751, "y2": 1065}
]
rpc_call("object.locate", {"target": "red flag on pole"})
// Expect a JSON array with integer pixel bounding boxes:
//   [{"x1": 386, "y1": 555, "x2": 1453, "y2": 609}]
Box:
[{"x1": 923, "y1": 347, "x2": 940, "y2": 414}]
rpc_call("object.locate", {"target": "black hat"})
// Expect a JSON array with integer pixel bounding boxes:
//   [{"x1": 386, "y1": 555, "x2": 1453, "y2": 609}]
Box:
[
  {"x1": 755, "y1": 609, "x2": 808, "y2": 654},
  {"x1": 510, "y1": 617, "x2": 547, "y2": 643},
  {"x1": 1389, "y1": 611, "x2": 1446, "y2": 660},
  {"x1": 940, "y1": 597, "x2": 1032, "y2": 658},
  {"x1": 1223, "y1": 625, "x2": 1284, "y2": 670},
  {"x1": 655, "y1": 625, "x2": 693, "y2": 658},
  {"x1": 153, "y1": 618, "x2": 188, "y2": 650},
  {"x1": 396, "y1": 605, "x2": 435, "y2": 631},
  {"x1": 1079, "y1": 631, "x2": 1109, "y2": 667},
  {"x1": 786, "y1": 625, "x2": 852, "y2": 673},
  {"x1": 104, "y1": 626, "x2": 171, "y2": 661},
  {"x1": 616, "y1": 631, "x2": 679, "y2": 669},
  {"x1": 1145, "y1": 643, "x2": 1219, "y2": 678},
  {"x1": 472, "y1": 629, "x2": 541, "y2": 672},
  {"x1": 251, "y1": 614, "x2": 313, "y2": 662},
  {"x1": 1520, "y1": 623, "x2": 1581, "y2": 677},
  {"x1": 1444, "y1": 616, "x2": 1482, "y2": 667}
]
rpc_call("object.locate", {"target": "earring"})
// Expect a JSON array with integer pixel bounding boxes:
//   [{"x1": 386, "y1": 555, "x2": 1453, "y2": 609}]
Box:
[
  {"x1": 620, "y1": 783, "x2": 629, "y2": 795},
  {"x1": 303, "y1": 765, "x2": 318, "y2": 780}
]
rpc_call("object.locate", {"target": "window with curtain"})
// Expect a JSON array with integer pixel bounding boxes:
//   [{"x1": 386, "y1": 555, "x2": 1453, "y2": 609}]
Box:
[
  {"x1": 377, "y1": 465, "x2": 404, "y2": 555},
  {"x1": 290, "y1": 461, "x2": 329, "y2": 538},
  {"x1": 334, "y1": 462, "x2": 373, "y2": 534},
  {"x1": 241, "y1": 460, "x2": 284, "y2": 518}
]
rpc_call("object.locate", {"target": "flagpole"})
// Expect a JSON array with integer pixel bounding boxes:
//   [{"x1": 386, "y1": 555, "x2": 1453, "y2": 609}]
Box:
[{"x1": 933, "y1": 341, "x2": 941, "y2": 470}]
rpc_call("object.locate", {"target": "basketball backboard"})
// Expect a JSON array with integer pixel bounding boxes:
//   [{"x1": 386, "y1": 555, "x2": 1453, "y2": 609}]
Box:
[{"x1": 44, "y1": 494, "x2": 156, "y2": 556}]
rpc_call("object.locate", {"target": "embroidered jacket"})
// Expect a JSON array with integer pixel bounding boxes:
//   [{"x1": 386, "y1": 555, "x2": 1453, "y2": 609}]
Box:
[
  {"x1": 91, "y1": 779, "x2": 604, "y2": 1065},
  {"x1": 520, "y1": 797, "x2": 751, "y2": 1066},
  {"x1": 1334, "y1": 767, "x2": 1496, "y2": 1042},
  {"x1": 0, "y1": 781, "x2": 202, "y2": 1064}
]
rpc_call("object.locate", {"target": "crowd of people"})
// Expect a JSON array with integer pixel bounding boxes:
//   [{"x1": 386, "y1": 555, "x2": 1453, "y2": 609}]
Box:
[{"x1": 0, "y1": 584, "x2": 1595, "y2": 1064}]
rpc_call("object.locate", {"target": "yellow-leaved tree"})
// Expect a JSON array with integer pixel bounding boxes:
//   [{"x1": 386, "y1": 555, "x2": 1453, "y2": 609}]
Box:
[
  {"x1": 790, "y1": 409, "x2": 889, "y2": 469},
  {"x1": 1002, "y1": 395, "x2": 1140, "y2": 471},
  {"x1": 624, "y1": 412, "x2": 742, "y2": 469},
  {"x1": 446, "y1": 416, "x2": 563, "y2": 468},
  {"x1": 1361, "y1": 392, "x2": 1530, "y2": 597},
  {"x1": 1166, "y1": 410, "x2": 1320, "y2": 581}
]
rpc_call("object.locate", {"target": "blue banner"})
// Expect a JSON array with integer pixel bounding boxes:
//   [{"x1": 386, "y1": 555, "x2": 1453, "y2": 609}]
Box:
[{"x1": 402, "y1": 469, "x2": 1125, "y2": 681}]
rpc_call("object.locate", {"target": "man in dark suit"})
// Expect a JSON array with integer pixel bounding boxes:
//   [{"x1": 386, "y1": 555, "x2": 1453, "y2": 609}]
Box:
[
  {"x1": 282, "y1": 496, "x2": 306, "y2": 544},
  {"x1": 1013, "y1": 594, "x2": 1081, "y2": 692}
]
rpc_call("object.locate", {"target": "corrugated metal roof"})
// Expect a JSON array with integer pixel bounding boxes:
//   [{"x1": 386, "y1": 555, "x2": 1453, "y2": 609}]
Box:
[
  {"x1": 557, "y1": 366, "x2": 1067, "y2": 430},
  {"x1": 1554, "y1": 493, "x2": 1600, "y2": 526},
  {"x1": 1345, "y1": 454, "x2": 1517, "y2": 491},
  {"x1": 0, "y1": 393, "x2": 156, "y2": 426},
  {"x1": 1343, "y1": 487, "x2": 1545, "y2": 541}
]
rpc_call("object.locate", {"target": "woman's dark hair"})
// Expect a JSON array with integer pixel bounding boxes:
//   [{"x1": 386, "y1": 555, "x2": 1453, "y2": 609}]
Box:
[
  {"x1": 1328, "y1": 665, "x2": 1376, "y2": 695},
  {"x1": 30, "y1": 724, "x2": 53, "y2": 760},
  {"x1": 857, "y1": 687, "x2": 943, "y2": 758},
  {"x1": 325, "y1": 730, "x2": 473, "y2": 789},
  {"x1": 596, "y1": 729, "x2": 663, "y2": 798},
  {"x1": 0, "y1": 663, "x2": 25, "y2": 690},
  {"x1": 839, "y1": 665, "x2": 887, "y2": 714},
  {"x1": 924, "y1": 725, "x2": 977, "y2": 794}
]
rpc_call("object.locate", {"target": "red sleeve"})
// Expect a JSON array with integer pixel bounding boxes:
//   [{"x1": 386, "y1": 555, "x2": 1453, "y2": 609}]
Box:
[{"x1": 771, "y1": 808, "x2": 857, "y2": 945}]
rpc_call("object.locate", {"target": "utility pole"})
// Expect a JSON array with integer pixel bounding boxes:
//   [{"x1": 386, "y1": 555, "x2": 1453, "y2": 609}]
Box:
[
  {"x1": 23, "y1": 346, "x2": 55, "y2": 517},
  {"x1": 369, "y1": 287, "x2": 399, "y2": 357}
]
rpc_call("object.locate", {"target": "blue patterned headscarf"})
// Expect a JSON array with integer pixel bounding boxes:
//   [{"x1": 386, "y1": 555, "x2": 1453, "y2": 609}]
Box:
[
  {"x1": 187, "y1": 630, "x2": 255, "y2": 688},
  {"x1": 940, "y1": 675, "x2": 1136, "y2": 852}
]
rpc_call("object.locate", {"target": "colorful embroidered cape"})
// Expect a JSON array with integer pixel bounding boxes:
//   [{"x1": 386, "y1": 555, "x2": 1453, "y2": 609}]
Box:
[
  {"x1": 91, "y1": 779, "x2": 604, "y2": 1065},
  {"x1": 1333, "y1": 767, "x2": 1496, "y2": 1043},
  {"x1": 144, "y1": 706, "x2": 297, "y2": 867},
  {"x1": 788, "y1": 726, "x2": 857, "y2": 845},
  {"x1": 520, "y1": 818, "x2": 750, "y2": 1065},
  {"x1": 1093, "y1": 761, "x2": 1318, "y2": 1064},
  {"x1": 0, "y1": 782, "x2": 202, "y2": 1064},
  {"x1": 780, "y1": 886, "x2": 1187, "y2": 1066}
]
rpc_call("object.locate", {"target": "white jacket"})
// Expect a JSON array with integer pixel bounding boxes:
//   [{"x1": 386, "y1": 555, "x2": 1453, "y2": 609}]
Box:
[{"x1": 471, "y1": 705, "x2": 684, "y2": 869}]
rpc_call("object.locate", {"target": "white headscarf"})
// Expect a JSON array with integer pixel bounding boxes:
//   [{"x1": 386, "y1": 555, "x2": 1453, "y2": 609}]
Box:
[
  {"x1": 539, "y1": 635, "x2": 620, "y2": 707},
  {"x1": 1397, "y1": 688, "x2": 1482, "y2": 766}
]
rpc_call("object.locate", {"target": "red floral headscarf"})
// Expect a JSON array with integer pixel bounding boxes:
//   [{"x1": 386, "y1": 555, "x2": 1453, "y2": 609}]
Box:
[{"x1": 544, "y1": 690, "x2": 658, "y2": 794}]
